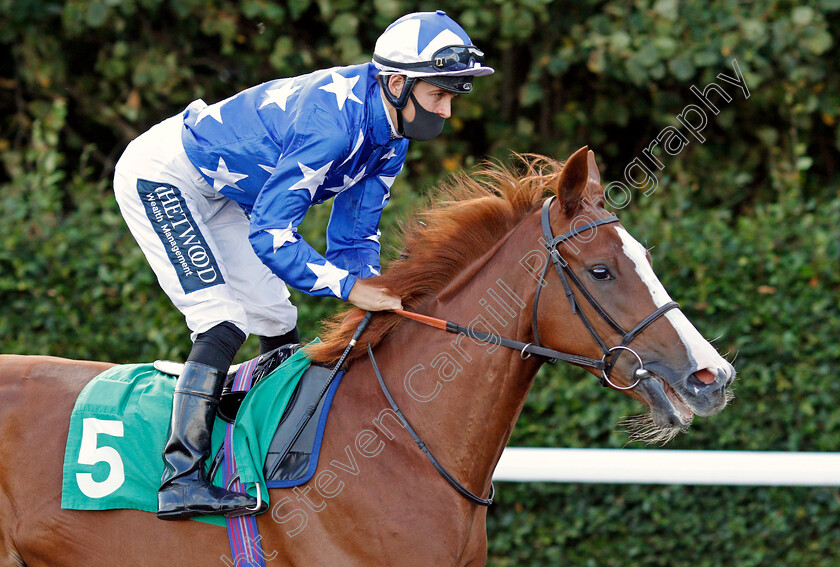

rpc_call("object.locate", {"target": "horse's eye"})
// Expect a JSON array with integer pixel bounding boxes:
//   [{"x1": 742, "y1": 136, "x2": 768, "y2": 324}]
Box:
[{"x1": 589, "y1": 266, "x2": 613, "y2": 281}]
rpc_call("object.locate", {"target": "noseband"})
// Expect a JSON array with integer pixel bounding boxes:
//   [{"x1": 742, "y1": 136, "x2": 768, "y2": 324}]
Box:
[{"x1": 533, "y1": 196, "x2": 679, "y2": 388}]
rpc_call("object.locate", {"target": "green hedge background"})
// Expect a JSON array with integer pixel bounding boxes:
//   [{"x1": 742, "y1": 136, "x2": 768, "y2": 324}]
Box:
[{"x1": 2, "y1": 1, "x2": 839, "y2": 564}]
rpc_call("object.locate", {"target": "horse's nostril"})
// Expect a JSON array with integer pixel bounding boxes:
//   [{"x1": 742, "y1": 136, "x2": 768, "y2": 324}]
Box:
[{"x1": 692, "y1": 368, "x2": 716, "y2": 385}]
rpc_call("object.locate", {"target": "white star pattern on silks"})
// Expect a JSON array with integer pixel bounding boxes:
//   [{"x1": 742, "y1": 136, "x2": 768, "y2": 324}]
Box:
[
  {"x1": 259, "y1": 81, "x2": 301, "y2": 111},
  {"x1": 319, "y1": 72, "x2": 362, "y2": 111},
  {"x1": 379, "y1": 174, "x2": 396, "y2": 189},
  {"x1": 199, "y1": 156, "x2": 249, "y2": 192},
  {"x1": 340, "y1": 131, "x2": 365, "y2": 166},
  {"x1": 259, "y1": 153, "x2": 283, "y2": 176},
  {"x1": 365, "y1": 229, "x2": 381, "y2": 243},
  {"x1": 195, "y1": 100, "x2": 228, "y2": 125},
  {"x1": 367, "y1": 265, "x2": 381, "y2": 276},
  {"x1": 307, "y1": 261, "x2": 349, "y2": 297},
  {"x1": 379, "y1": 174, "x2": 396, "y2": 205},
  {"x1": 381, "y1": 147, "x2": 398, "y2": 160},
  {"x1": 326, "y1": 166, "x2": 366, "y2": 194},
  {"x1": 288, "y1": 161, "x2": 333, "y2": 200},
  {"x1": 265, "y1": 222, "x2": 297, "y2": 251}
]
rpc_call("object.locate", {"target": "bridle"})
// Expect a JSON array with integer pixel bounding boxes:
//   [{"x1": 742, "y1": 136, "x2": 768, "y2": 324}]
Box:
[
  {"x1": 367, "y1": 195, "x2": 680, "y2": 506},
  {"x1": 533, "y1": 196, "x2": 680, "y2": 389}
]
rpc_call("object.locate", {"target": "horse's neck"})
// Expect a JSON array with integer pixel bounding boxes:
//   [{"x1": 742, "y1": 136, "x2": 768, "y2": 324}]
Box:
[{"x1": 373, "y1": 240, "x2": 543, "y2": 495}]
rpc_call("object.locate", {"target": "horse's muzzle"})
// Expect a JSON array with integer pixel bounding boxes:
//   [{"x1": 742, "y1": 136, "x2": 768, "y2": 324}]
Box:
[{"x1": 638, "y1": 360, "x2": 735, "y2": 428}]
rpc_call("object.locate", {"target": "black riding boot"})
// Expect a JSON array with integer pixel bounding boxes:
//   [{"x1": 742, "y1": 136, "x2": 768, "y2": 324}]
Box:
[{"x1": 157, "y1": 361, "x2": 259, "y2": 520}]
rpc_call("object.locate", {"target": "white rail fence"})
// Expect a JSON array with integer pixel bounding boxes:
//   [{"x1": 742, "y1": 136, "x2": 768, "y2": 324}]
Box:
[{"x1": 494, "y1": 448, "x2": 840, "y2": 486}]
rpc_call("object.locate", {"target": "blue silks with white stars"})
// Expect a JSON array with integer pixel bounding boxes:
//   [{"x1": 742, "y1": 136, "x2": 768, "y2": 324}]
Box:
[{"x1": 181, "y1": 63, "x2": 408, "y2": 301}]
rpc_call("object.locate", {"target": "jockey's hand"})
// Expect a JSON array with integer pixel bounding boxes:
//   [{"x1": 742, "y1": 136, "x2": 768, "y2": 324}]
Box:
[{"x1": 347, "y1": 279, "x2": 403, "y2": 311}]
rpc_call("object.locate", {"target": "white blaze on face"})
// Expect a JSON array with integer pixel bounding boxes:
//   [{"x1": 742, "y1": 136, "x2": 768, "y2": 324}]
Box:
[{"x1": 614, "y1": 226, "x2": 726, "y2": 372}]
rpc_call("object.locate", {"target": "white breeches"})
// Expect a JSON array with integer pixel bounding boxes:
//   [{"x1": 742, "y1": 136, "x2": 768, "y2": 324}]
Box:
[{"x1": 113, "y1": 114, "x2": 297, "y2": 341}]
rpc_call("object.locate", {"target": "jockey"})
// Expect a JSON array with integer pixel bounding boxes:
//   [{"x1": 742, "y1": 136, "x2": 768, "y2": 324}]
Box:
[{"x1": 112, "y1": 10, "x2": 493, "y2": 521}]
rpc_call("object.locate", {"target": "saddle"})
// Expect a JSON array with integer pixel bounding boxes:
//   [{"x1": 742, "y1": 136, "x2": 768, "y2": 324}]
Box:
[
  {"x1": 217, "y1": 344, "x2": 301, "y2": 422},
  {"x1": 169, "y1": 345, "x2": 346, "y2": 487},
  {"x1": 153, "y1": 344, "x2": 301, "y2": 423}
]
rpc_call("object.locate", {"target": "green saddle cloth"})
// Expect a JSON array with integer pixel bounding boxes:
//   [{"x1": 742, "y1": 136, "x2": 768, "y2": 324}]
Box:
[{"x1": 61, "y1": 347, "x2": 312, "y2": 525}]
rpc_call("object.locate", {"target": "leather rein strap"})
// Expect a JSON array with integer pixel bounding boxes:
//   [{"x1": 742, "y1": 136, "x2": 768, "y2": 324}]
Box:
[
  {"x1": 392, "y1": 310, "x2": 607, "y2": 370},
  {"x1": 368, "y1": 343, "x2": 494, "y2": 506}
]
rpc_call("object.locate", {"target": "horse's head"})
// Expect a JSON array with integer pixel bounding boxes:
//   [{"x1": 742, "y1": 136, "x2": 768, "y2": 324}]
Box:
[
  {"x1": 310, "y1": 147, "x2": 733, "y2": 442},
  {"x1": 530, "y1": 146, "x2": 735, "y2": 442}
]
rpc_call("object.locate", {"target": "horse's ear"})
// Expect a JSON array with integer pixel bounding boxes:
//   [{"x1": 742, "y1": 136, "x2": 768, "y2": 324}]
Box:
[
  {"x1": 586, "y1": 149, "x2": 605, "y2": 206},
  {"x1": 555, "y1": 146, "x2": 589, "y2": 215},
  {"x1": 587, "y1": 150, "x2": 600, "y2": 186}
]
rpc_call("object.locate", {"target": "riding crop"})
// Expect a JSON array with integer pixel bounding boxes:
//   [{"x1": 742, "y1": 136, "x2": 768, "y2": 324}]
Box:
[{"x1": 271, "y1": 311, "x2": 374, "y2": 468}]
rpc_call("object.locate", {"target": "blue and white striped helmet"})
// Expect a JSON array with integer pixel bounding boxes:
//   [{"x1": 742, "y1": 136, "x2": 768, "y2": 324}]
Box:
[{"x1": 373, "y1": 10, "x2": 494, "y2": 96}]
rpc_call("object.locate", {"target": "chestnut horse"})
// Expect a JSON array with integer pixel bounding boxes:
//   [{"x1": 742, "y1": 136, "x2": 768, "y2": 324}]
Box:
[{"x1": 0, "y1": 148, "x2": 734, "y2": 566}]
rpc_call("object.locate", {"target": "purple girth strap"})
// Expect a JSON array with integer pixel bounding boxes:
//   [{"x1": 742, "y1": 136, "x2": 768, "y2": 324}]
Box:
[{"x1": 221, "y1": 357, "x2": 267, "y2": 567}]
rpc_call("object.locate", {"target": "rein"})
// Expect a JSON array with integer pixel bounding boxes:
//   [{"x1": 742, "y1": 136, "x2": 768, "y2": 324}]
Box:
[
  {"x1": 368, "y1": 343, "x2": 494, "y2": 506},
  {"x1": 364, "y1": 196, "x2": 682, "y2": 507},
  {"x1": 391, "y1": 309, "x2": 607, "y2": 369}
]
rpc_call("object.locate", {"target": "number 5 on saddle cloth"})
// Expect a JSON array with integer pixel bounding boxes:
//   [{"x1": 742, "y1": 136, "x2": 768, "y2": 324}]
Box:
[{"x1": 61, "y1": 343, "x2": 347, "y2": 521}]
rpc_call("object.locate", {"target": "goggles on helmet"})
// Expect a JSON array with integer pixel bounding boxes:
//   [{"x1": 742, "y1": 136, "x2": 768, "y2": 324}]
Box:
[
  {"x1": 373, "y1": 44, "x2": 486, "y2": 75},
  {"x1": 432, "y1": 45, "x2": 485, "y2": 72}
]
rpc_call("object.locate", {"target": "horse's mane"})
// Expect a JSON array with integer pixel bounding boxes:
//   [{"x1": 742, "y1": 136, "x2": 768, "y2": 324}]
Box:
[{"x1": 305, "y1": 154, "x2": 566, "y2": 366}]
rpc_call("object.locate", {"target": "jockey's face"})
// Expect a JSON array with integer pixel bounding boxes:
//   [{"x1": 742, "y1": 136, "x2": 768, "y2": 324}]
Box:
[
  {"x1": 385, "y1": 75, "x2": 456, "y2": 121},
  {"x1": 382, "y1": 75, "x2": 457, "y2": 141},
  {"x1": 404, "y1": 80, "x2": 455, "y2": 121}
]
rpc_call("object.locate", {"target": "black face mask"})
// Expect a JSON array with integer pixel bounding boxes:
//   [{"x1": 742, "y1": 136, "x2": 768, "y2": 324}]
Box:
[{"x1": 398, "y1": 92, "x2": 445, "y2": 141}]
